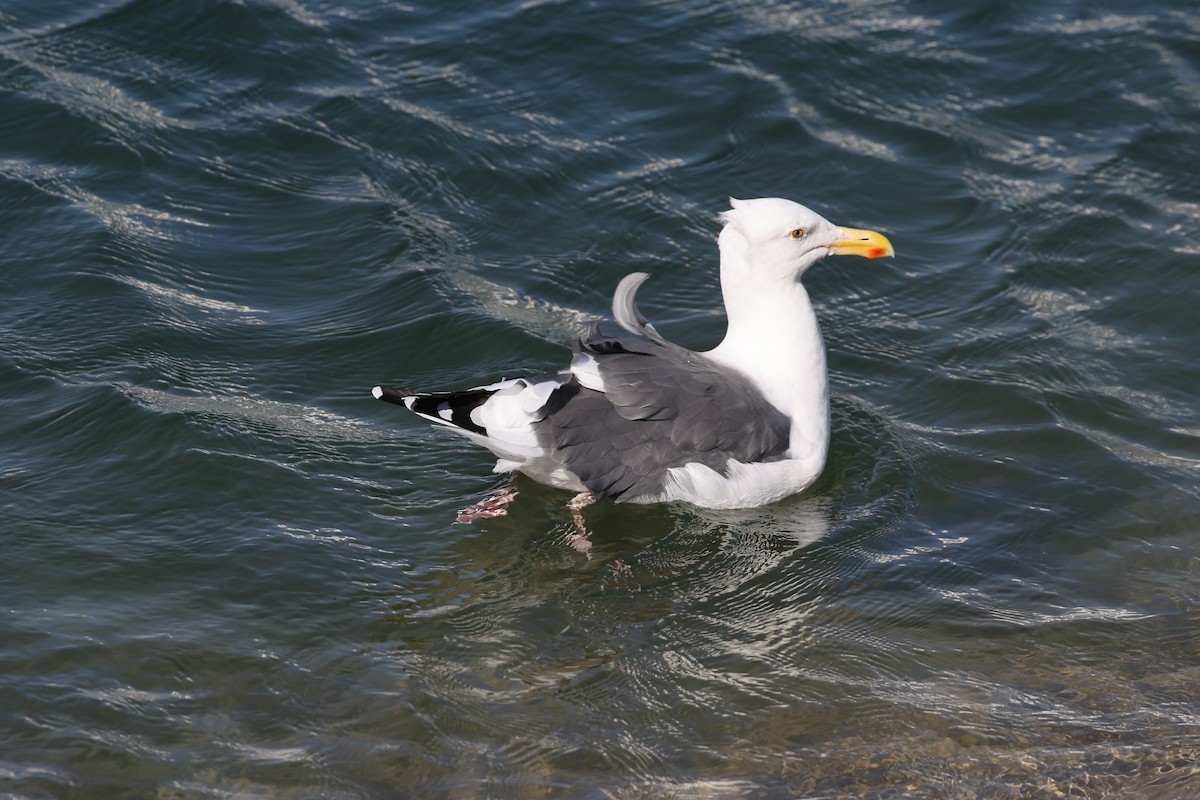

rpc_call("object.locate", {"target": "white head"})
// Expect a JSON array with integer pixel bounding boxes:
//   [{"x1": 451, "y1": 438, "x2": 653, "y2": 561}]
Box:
[{"x1": 718, "y1": 197, "x2": 893, "y2": 282}]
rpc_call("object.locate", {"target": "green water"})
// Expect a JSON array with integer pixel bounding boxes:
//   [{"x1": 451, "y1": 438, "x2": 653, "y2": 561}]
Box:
[{"x1": 2, "y1": 0, "x2": 1199, "y2": 797}]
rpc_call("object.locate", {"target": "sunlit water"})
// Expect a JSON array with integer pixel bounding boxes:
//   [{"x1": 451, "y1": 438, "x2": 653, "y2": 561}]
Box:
[{"x1": 3, "y1": 0, "x2": 1199, "y2": 797}]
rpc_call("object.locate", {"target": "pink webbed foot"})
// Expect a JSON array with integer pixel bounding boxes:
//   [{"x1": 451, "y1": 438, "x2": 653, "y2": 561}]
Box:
[
  {"x1": 564, "y1": 491, "x2": 596, "y2": 557},
  {"x1": 455, "y1": 487, "x2": 518, "y2": 524}
]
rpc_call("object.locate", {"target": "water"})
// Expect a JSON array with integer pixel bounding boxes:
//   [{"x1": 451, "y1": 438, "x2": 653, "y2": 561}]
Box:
[{"x1": 3, "y1": 0, "x2": 1199, "y2": 796}]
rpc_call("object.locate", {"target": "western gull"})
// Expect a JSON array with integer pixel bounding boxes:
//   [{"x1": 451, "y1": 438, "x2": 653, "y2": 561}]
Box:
[{"x1": 373, "y1": 197, "x2": 893, "y2": 519}]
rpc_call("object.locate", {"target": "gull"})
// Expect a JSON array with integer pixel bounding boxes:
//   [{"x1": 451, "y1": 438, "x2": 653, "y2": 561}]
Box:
[{"x1": 373, "y1": 198, "x2": 893, "y2": 528}]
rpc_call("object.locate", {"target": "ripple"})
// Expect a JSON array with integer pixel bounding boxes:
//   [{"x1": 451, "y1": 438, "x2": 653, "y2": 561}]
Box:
[
  {"x1": 4, "y1": 0, "x2": 1200, "y2": 796},
  {"x1": 442, "y1": 268, "x2": 594, "y2": 346},
  {"x1": 115, "y1": 382, "x2": 381, "y2": 444},
  {"x1": 114, "y1": 275, "x2": 266, "y2": 323},
  {"x1": 0, "y1": 159, "x2": 207, "y2": 242},
  {"x1": 0, "y1": 40, "x2": 186, "y2": 140}
]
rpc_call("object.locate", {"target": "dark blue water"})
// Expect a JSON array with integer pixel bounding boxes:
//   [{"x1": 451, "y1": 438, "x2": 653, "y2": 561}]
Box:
[{"x1": 3, "y1": 0, "x2": 1199, "y2": 796}]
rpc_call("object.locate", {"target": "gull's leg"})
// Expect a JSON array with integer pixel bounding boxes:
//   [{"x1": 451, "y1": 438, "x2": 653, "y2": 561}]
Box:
[
  {"x1": 455, "y1": 482, "x2": 519, "y2": 524},
  {"x1": 565, "y1": 491, "x2": 596, "y2": 556}
]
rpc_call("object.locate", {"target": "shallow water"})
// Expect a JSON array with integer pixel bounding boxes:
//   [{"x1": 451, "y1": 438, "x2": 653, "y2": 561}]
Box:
[{"x1": 3, "y1": 0, "x2": 1200, "y2": 797}]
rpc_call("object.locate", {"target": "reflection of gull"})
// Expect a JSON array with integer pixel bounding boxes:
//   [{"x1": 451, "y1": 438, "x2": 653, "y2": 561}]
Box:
[
  {"x1": 699, "y1": 493, "x2": 834, "y2": 552},
  {"x1": 660, "y1": 495, "x2": 835, "y2": 591},
  {"x1": 374, "y1": 199, "x2": 892, "y2": 523},
  {"x1": 616, "y1": 495, "x2": 834, "y2": 615}
]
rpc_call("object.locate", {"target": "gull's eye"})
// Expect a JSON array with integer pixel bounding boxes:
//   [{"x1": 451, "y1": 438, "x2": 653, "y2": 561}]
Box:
[{"x1": 789, "y1": 227, "x2": 807, "y2": 240}]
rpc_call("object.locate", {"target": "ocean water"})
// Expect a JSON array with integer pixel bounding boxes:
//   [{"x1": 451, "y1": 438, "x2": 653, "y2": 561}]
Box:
[{"x1": 2, "y1": 0, "x2": 1199, "y2": 797}]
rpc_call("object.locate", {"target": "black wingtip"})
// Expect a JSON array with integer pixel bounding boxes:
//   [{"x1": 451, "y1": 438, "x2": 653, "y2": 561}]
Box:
[{"x1": 372, "y1": 385, "x2": 414, "y2": 406}]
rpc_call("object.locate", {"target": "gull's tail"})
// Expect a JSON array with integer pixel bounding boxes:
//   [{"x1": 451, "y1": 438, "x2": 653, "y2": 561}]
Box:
[{"x1": 372, "y1": 384, "x2": 495, "y2": 435}]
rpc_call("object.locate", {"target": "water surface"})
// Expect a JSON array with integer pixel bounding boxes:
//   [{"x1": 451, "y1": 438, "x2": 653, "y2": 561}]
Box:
[{"x1": 3, "y1": 0, "x2": 1200, "y2": 797}]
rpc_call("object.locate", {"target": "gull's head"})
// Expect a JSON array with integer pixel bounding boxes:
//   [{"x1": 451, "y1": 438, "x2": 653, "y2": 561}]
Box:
[{"x1": 718, "y1": 197, "x2": 894, "y2": 281}]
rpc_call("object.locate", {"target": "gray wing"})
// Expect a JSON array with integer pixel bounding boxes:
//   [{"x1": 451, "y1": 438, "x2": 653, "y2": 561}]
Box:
[{"x1": 542, "y1": 324, "x2": 791, "y2": 501}]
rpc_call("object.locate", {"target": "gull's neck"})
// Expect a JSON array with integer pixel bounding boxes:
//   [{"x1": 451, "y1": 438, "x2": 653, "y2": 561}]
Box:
[{"x1": 704, "y1": 250, "x2": 830, "y2": 464}]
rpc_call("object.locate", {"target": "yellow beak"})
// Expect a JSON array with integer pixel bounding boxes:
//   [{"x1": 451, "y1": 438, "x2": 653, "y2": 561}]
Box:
[{"x1": 828, "y1": 226, "x2": 895, "y2": 260}]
